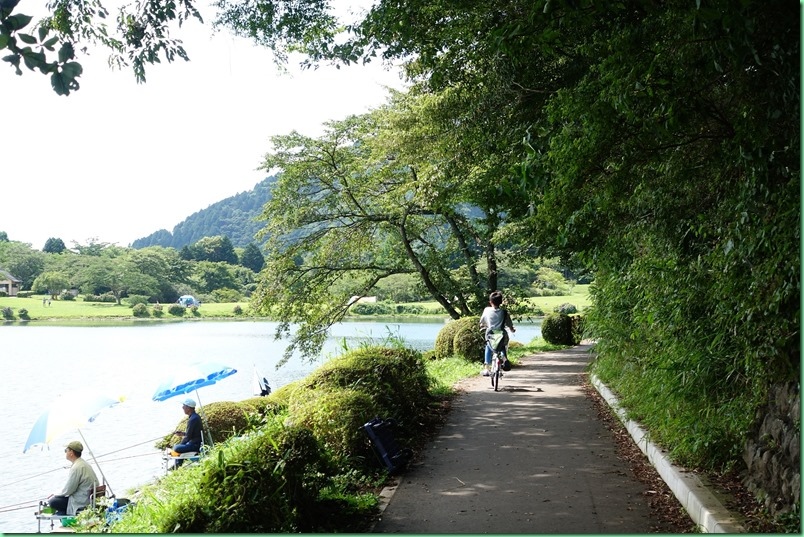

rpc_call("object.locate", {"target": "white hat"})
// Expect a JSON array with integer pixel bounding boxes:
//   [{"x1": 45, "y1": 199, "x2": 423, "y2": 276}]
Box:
[{"x1": 182, "y1": 398, "x2": 196, "y2": 408}]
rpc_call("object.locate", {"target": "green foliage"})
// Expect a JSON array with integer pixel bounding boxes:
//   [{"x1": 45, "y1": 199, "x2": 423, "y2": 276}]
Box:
[
  {"x1": 125, "y1": 294, "x2": 150, "y2": 307},
  {"x1": 554, "y1": 303, "x2": 577, "y2": 314},
  {"x1": 294, "y1": 346, "x2": 432, "y2": 455},
  {"x1": 238, "y1": 242, "x2": 265, "y2": 272},
  {"x1": 131, "y1": 303, "x2": 149, "y2": 317},
  {"x1": 541, "y1": 313, "x2": 573, "y2": 346},
  {"x1": 17, "y1": 307, "x2": 29, "y2": 319},
  {"x1": 434, "y1": 319, "x2": 460, "y2": 359},
  {"x1": 452, "y1": 316, "x2": 484, "y2": 362},
  {"x1": 167, "y1": 303, "x2": 185, "y2": 316},
  {"x1": 42, "y1": 238, "x2": 66, "y2": 253},
  {"x1": 59, "y1": 291, "x2": 75, "y2": 301},
  {"x1": 2, "y1": 306, "x2": 14, "y2": 319},
  {"x1": 233, "y1": 304, "x2": 243, "y2": 315},
  {"x1": 152, "y1": 303, "x2": 163, "y2": 317},
  {"x1": 83, "y1": 293, "x2": 117, "y2": 303}
]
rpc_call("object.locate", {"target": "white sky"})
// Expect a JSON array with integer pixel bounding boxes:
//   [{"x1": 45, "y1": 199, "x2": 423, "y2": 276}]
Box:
[{"x1": 1, "y1": 2, "x2": 404, "y2": 249}]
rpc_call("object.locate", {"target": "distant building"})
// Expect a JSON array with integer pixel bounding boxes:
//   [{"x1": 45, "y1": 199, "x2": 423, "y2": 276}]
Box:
[{"x1": 0, "y1": 269, "x2": 21, "y2": 297}]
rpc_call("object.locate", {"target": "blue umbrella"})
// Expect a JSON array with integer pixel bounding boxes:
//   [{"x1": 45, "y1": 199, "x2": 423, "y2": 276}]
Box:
[
  {"x1": 152, "y1": 362, "x2": 237, "y2": 403},
  {"x1": 152, "y1": 362, "x2": 237, "y2": 448}
]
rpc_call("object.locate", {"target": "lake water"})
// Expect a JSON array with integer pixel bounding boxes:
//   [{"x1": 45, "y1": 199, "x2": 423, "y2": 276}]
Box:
[{"x1": 0, "y1": 318, "x2": 541, "y2": 533}]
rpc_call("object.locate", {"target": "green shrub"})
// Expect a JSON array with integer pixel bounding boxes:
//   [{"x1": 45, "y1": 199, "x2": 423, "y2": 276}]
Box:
[
  {"x1": 434, "y1": 320, "x2": 460, "y2": 358},
  {"x1": 571, "y1": 315, "x2": 585, "y2": 344},
  {"x1": 137, "y1": 421, "x2": 341, "y2": 533},
  {"x1": 541, "y1": 313, "x2": 574, "y2": 345},
  {"x1": 212, "y1": 288, "x2": 242, "y2": 303},
  {"x1": 1, "y1": 306, "x2": 14, "y2": 320},
  {"x1": 59, "y1": 291, "x2": 75, "y2": 301},
  {"x1": 17, "y1": 290, "x2": 33, "y2": 298},
  {"x1": 152, "y1": 303, "x2": 163, "y2": 317},
  {"x1": 233, "y1": 304, "x2": 243, "y2": 315},
  {"x1": 0, "y1": 291, "x2": 7, "y2": 297},
  {"x1": 296, "y1": 346, "x2": 432, "y2": 450},
  {"x1": 156, "y1": 400, "x2": 255, "y2": 450},
  {"x1": 168, "y1": 304, "x2": 185, "y2": 316},
  {"x1": 554, "y1": 302, "x2": 577, "y2": 314},
  {"x1": 290, "y1": 388, "x2": 380, "y2": 461},
  {"x1": 190, "y1": 305, "x2": 200, "y2": 316},
  {"x1": 349, "y1": 301, "x2": 395, "y2": 315},
  {"x1": 83, "y1": 293, "x2": 117, "y2": 303},
  {"x1": 131, "y1": 303, "x2": 149, "y2": 317},
  {"x1": 18, "y1": 308, "x2": 29, "y2": 320},
  {"x1": 452, "y1": 316, "x2": 484, "y2": 362},
  {"x1": 125, "y1": 295, "x2": 150, "y2": 307}
]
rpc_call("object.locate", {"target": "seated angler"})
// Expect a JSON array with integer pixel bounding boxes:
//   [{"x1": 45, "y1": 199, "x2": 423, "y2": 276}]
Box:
[{"x1": 46, "y1": 441, "x2": 99, "y2": 516}]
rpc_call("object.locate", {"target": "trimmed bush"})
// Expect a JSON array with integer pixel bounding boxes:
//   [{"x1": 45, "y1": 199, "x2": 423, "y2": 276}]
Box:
[
  {"x1": 59, "y1": 291, "x2": 75, "y2": 301},
  {"x1": 233, "y1": 304, "x2": 243, "y2": 315},
  {"x1": 542, "y1": 313, "x2": 574, "y2": 345},
  {"x1": 434, "y1": 320, "x2": 460, "y2": 358},
  {"x1": 131, "y1": 303, "x2": 149, "y2": 317},
  {"x1": 295, "y1": 346, "x2": 432, "y2": 453},
  {"x1": 554, "y1": 302, "x2": 578, "y2": 314},
  {"x1": 18, "y1": 308, "x2": 30, "y2": 320},
  {"x1": 83, "y1": 293, "x2": 117, "y2": 303},
  {"x1": 126, "y1": 295, "x2": 150, "y2": 307},
  {"x1": 1, "y1": 306, "x2": 14, "y2": 320},
  {"x1": 452, "y1": 316, "x2": 484, "y2": 362},
  {"x1": 167, "y1": 304, "x2": 185, "y2": 316},
  {"x1": 152, "y1": 303, "x2": 164, "y2": 317}
]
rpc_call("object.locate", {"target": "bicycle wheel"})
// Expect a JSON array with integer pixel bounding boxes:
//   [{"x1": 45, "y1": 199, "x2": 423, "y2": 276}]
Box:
[{"x1": 491, "y1": 354, "x2": 500, "y2": 391}]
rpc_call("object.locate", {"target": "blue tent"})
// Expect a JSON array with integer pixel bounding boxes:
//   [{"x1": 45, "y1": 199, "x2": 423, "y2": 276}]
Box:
[{"x1": 178, "y1": 295, "x2": 200, "y2": 307}]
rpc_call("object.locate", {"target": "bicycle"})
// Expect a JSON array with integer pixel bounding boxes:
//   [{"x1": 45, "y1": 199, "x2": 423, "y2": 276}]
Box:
[{"x1": 487, "y1": 332, "x2": 510, "y2": 392}]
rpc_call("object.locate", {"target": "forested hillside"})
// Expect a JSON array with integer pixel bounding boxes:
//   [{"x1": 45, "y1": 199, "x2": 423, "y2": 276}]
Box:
[{"x1": 131, "y1": 176, "x2": 276, "y2": 249}]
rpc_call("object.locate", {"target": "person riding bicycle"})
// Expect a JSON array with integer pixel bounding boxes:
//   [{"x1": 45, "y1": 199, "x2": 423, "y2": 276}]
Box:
[{"x1": 479, "y1": 290, "x2": 515, "y2": 376}]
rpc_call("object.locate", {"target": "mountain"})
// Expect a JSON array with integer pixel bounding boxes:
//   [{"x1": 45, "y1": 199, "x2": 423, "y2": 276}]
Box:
[{"x1": 131, "y1": 176, "x2": 277, "y2": 249}]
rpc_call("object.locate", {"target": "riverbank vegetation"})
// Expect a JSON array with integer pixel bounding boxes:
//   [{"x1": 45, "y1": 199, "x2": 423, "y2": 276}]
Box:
[{"x1": 94, "y1": 338, "x2": 558, "y2": 533}]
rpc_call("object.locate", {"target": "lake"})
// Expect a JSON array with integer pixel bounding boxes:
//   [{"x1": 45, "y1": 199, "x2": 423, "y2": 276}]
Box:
[{"x1": 0, "y1": 318, "x2": 541, "y2": 533}]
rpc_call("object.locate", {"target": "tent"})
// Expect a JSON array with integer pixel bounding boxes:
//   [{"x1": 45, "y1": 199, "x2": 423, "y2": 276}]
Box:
[{"x1": 178, "y1": 295, "x2": 200, "y2": 307}]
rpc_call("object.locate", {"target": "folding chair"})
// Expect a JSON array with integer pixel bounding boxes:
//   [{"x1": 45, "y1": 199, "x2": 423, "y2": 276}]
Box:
[
  {"x1": 163, "y1": 430, "x2": 207, "y2": 472},
  {"x1": 35, "y1": 481, "x2": 107, "y2": 532}
]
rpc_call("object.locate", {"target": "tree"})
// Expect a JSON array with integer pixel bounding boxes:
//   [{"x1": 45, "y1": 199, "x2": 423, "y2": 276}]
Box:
[
  {"x1": 1, "y1": 0, "x2": 202, "y2": 95},
  {"x1": 31, "y1": 271, "x2": 70, "y2": 298},
  {"x1": 74, "y1": 255, "x2": 159, "y2": 304},
  {"x1": 0, "y1": 231, "x2": 8, "y2": 241},
  {"x1": 252, "y1": 89, "x2": 532, "y2": 362},
  {"x1": 238, "y1": 243, "x2": 265, "y2": 273},
  {"x1": 0, "y1": 240, "x2": 46, "y2": 289},
  {"x1": 42, "y1": 237, "x2": 66, "y2": 253}
]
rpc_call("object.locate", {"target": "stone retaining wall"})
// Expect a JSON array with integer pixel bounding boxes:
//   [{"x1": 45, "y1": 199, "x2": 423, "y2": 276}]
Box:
[{"x1": 742, "y1": 381, "x2": 800, "y2": 517}]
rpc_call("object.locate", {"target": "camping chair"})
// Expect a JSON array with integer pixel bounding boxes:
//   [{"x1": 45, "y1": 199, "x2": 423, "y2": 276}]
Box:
[
  {"x1": 163, "y1": 430, "x2": 207, "y2": 473},
  {"x1": 35, "y1": 481, "x2": 108, "y2": 532}
]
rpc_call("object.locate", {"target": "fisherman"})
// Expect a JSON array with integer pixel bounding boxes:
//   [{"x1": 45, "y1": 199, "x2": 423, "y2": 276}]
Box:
[
  {"x1": 46, "y1": 441, "x2": 99, "y2": 515},
  {"x1": 173, "y1": 399, "x2": 202, "y2": 454}
]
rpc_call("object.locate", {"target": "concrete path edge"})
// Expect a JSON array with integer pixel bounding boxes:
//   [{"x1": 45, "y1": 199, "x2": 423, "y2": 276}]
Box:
[{"x1": 590, "y1": 374, "x2": 747, "y2": 533}]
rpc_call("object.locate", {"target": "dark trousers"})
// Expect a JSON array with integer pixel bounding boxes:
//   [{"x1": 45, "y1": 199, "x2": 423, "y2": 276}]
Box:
[
  {"x1": 48, "y1": 495, "x2": 69, "y2": 515},
  {"x1": 173, "y1": 442, "x2": 200, "y2": 454}
]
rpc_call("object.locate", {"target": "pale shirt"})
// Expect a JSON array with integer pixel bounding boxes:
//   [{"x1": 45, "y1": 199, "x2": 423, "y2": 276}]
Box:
[
  {"x1": 61, "y1": 456, "x2": 99, "y2": 515},
  {"x1": 479, "y1": 306, "x2": 513, "y2": 334}
]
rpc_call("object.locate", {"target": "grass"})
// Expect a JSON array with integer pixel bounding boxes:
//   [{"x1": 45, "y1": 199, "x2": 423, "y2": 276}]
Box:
[
  {"x1": 1, "y1": 285, "x2": 592, "y2": 322},
  {"x1": 404, "y1": 284, "x2": 592, "y2": 316},
  {"x1": 0, "y1": 295, "x2": 253, "y2": 321}
]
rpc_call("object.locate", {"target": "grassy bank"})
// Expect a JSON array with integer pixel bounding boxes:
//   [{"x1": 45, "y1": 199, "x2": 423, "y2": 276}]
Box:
[
  {"x1": 77, "y1": 338, "x2": 564, "y2": 533},
  {"x1": 0, "y1": 295, "x2": 253, "y2": 321},
  {"x1": 0, "y1": 285, "x2": 592, "y2": 322}
]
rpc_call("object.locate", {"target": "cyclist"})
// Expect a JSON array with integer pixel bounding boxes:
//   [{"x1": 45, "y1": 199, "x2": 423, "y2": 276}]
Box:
[{"x1": 479, "y1": 290, "x2": 515, "y2": 376}]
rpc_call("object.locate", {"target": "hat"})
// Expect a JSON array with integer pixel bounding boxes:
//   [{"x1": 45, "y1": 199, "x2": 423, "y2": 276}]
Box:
[
  {"x1": 182, "y1": 398, "x2": 196, "y2": 408},
  {"x1": 66, "y1": 441, "x2": 83, "y2": 454}
]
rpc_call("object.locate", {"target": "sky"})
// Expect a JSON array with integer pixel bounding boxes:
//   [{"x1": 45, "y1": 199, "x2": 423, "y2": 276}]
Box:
[{"x1": 1, "y1": 2, "x2": 405, "y2": 249}]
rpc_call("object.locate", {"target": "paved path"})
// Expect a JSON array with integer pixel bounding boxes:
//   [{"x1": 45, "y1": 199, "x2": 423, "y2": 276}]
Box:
[{"x1": 373, "y1": 344, "x2": 659, "y2": 533}]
